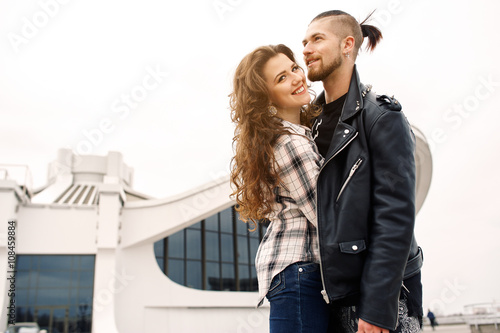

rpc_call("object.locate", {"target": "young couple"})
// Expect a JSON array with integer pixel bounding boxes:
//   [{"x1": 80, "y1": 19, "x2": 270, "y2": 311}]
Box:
[{"x1": 230, "y1": 10, "x2": 423, "y2": 333}]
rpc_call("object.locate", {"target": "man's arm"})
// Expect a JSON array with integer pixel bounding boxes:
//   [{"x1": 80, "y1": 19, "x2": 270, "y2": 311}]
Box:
[{"x1": 358, "y1": 109, "x2": 416, "y2": 330}]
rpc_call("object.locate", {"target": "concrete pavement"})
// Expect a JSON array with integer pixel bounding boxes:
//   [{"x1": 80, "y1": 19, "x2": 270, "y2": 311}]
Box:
[{"x1": 421, "y1": 324, "x2": 471, "y2": 333}]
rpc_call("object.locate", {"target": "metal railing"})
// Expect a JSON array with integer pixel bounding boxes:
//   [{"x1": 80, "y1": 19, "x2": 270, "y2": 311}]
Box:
[
  {"x1": 0, "y1": 164, "x2": 33, "y2": 197},
  {"x1": 466, "y1": 313, "x2": 500, "y2": 330}
]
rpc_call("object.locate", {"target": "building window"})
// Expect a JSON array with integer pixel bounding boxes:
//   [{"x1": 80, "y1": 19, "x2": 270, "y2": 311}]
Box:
[
  {"x1": 14, "y1": 255, "x2": 95, "y2": 333},
  {"x1": 154, "y1": 206, "x2": 266, "y2": 291}
]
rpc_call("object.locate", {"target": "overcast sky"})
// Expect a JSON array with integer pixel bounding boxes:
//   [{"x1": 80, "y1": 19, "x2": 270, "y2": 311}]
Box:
[{"x1": 1, "y1": 0, "x2": 499, "y2": 316}]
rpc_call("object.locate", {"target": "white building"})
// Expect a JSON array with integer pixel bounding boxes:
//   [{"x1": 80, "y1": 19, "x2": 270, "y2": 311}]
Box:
[{"x1": 0, "y1": 127, "x2": 432, "y2": 333}]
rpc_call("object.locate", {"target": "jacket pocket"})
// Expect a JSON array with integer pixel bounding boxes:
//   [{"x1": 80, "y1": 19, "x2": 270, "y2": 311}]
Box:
[
  {"x1": 336, "y1": 158, "x2": 363, "y2": 202},
  {"x1": 403, "y1": 246, "x2": 423, "y2": 279},
  {"x1": 335, "y1": 240, "x2": 367, "y2": 283},
  {"x1": 339, "y1": 240, "x2": 366, "y2": 254}
]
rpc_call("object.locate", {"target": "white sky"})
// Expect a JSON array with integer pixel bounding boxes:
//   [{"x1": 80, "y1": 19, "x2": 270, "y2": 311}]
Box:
[{"x1": 1, "y1": 0, "x2": 499, "y2": 316}]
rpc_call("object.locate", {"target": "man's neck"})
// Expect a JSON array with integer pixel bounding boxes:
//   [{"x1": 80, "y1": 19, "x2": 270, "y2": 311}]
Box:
[{"x1": 323, "y1": 65, "x2": 354, "y2": 104}]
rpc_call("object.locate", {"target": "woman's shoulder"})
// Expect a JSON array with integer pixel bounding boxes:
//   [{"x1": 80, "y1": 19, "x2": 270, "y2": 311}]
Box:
[
  {"x1": 276, "y1": 119, "x2": 312, "y2": 145},
  {"x1": 274, "y1": 120, "x2": 316, "y2": 158}
]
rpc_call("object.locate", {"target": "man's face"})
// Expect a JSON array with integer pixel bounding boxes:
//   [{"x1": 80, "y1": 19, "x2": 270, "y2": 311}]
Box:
[{"x1": 302, "y1": 17, "x2": 343, "y2": 82}]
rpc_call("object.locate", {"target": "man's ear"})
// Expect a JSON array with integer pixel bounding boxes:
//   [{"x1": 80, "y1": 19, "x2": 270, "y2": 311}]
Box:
[{"x1": 343, "y1": 36, "x2": 355, "y2": 54}]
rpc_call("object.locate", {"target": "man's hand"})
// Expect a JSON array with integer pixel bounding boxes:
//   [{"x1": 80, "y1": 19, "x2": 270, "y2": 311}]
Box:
[{"x1": 357, "y1": 318, "x2": 389, "y2": 333}]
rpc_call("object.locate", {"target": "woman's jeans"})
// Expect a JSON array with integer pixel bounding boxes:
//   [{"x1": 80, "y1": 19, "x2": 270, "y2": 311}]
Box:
[{"x1": 266, "y1": 262, "x2": 329, "y2": 333}]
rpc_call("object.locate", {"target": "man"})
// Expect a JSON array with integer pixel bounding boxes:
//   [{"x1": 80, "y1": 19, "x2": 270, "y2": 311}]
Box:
[
  {"x1": 427, "y1": 309, "x2": 437, "y2": 330},
  {"x1": 302, "y1": 10, "x2": 424, "y2": 333}
]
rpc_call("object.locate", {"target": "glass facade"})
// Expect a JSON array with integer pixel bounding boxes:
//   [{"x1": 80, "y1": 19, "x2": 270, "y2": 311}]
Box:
[
  {"x1": 154, "y1": 206, "x2": 266, "y2": 291},
  {"x1": 14, "y1": 255, "x2": 95, "y2": 333}
]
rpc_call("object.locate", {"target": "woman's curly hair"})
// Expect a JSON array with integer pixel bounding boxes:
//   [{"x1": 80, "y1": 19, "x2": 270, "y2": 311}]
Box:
[{"x1": 229, "y1": 44, "x2": 321, "y2": 230}]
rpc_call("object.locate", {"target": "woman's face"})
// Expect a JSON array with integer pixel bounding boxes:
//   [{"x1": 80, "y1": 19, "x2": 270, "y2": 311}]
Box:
[{"x1": 263, "y1": 53, "x2": 310, "y2": 111}]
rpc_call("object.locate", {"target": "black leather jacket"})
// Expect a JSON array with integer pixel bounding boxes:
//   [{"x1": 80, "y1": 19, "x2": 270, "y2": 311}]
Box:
[{"x1": 314, "y1": 66, "x2": 423, "y2": 330}]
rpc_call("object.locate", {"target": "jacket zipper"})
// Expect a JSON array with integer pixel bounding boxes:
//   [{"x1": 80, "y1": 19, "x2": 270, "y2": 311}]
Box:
[
  {"x1": 336, "y1": 158, "x2": 363, "y2": 202},
  {"x1": 319, "y1": 132, "x2": 358, "y2": 174},
  {"x1": 316, "y1": 131, "x2": 358, "y2": 304}
]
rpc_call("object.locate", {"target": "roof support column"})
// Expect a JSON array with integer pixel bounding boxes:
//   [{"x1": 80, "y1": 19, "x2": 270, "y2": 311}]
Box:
[{"x1": 91, "y1": 184, "x2": 125, "y2": 333}]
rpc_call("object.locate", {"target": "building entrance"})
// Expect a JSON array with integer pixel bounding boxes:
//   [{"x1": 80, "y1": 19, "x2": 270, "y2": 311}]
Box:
[
  {"x1": 34, "y1": 306, "x2": 69, "y2": 333},
  {"x1": 15, "y1": 255, "x2": 95, "y2": 333}
]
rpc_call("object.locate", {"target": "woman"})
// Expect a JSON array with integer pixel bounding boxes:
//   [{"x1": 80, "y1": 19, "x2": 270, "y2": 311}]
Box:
[{"x1": 229, "y1": 44, "x2": 329, "y2": 332}]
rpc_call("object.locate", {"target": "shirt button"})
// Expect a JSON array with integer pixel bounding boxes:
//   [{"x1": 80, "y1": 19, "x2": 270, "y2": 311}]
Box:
[
  {"x1": 299, "y1": 268, "x2": 304, "y2": 273},
  {"x1": 344, "y1": 129, "x2": 350, "y2": 134},
  {"x1": 352, "y1": 245, "x2": 358, "y2": 251}
]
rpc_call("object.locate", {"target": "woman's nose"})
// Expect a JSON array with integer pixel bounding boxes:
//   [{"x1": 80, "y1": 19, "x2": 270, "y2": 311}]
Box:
[{"x1": 291, "y1": 71, "x2": 303, "y2": 83}]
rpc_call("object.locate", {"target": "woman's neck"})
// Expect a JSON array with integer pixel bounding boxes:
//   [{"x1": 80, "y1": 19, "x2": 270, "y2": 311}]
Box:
[{"x1": 276, "y1": 107, "x2": 301, "y2": 125}]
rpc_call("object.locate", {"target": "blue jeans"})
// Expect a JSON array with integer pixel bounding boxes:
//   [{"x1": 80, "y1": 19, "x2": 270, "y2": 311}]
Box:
[{"x1": 266, "y1": 262, "x2": 329, "y2": 333}]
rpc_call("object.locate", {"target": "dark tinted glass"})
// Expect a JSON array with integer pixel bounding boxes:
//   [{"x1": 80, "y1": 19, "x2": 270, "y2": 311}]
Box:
[
  {"x1": 14, "y1": 255, "x2": 95, "y2": 333},
  {"x1": 167, "y1": 231, "x2": 184, "y2": 258},
  {"x1": 205, "y1": 231, "x2": 219, "y2": 261},
  {"x1": 160, "y1": 207, "x2": 263, "y2": 292}
]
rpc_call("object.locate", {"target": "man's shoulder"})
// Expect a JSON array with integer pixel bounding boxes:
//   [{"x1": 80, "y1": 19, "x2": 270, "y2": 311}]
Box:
[
  {"x1": 363, "y1": 89, "x2": 403, "y2": 115},
  {"x1": 359, "y1": 88, "x2": 409, "y2": 135}
]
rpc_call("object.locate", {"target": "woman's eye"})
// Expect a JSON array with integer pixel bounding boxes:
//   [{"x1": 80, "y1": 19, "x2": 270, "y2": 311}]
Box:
[{"x1": 278, "y1": 75, "x2": 286, "y2": 82}]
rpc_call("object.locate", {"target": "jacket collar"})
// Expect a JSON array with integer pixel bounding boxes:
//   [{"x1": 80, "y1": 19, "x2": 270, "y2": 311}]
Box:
[{"x1": 314, "y1": 65, "x2": 365, "y2": 122}]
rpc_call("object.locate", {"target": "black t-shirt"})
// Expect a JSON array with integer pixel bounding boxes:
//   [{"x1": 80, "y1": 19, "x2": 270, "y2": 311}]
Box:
[{"x1": 312, "y1": 93, "x2": 347, "y2": 157}]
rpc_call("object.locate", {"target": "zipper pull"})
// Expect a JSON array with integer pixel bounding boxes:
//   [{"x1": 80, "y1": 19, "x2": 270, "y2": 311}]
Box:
[
  {"x1": 321, "y1": 290, "x2": 330, "y2": 304},
  {"x1": 349, "y1": 159, "x2": 363, "y2": 176}
]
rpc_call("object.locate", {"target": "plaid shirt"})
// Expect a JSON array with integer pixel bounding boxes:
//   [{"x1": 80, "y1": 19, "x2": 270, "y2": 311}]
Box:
[{"x1": 255, "y1": 119, "x2": 324, "y2": 306}]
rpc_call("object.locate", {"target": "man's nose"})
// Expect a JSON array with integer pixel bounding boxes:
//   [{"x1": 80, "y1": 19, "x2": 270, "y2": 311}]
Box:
[{"x1": 303, "y1": 43, "x2": 312, "y2": 56}]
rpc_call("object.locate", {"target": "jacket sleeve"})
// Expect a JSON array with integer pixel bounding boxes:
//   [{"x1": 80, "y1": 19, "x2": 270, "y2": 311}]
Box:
[
  {"x1": 358, "y1": 110, "x2": 416, "y2": 330},
  {"x1": 274, "y1": 135, "x2": 323, "y2": 227}
]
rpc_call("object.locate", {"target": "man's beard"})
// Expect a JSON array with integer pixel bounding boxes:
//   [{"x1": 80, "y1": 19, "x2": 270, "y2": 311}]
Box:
[{"x1": 307, "y1": 55, "x2": 342, "y2": 82}]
